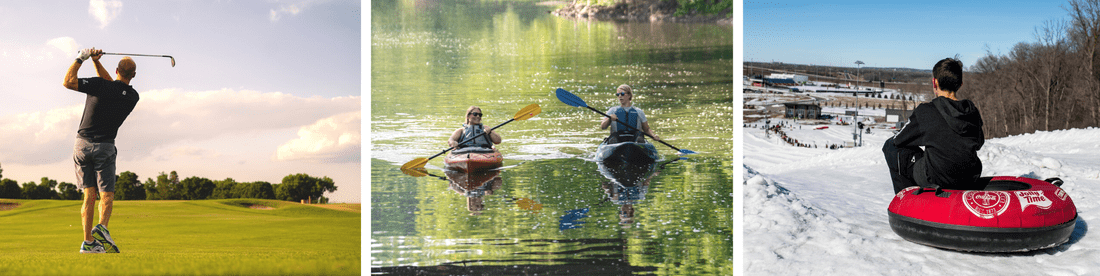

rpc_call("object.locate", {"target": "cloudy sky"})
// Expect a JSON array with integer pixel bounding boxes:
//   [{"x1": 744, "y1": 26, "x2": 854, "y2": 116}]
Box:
[{"x1": 0, "y1": 1, "x2": 361, "y2": 203}]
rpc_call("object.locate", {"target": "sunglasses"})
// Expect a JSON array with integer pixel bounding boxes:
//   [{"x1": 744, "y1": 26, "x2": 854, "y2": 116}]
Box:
[
  {"x1": 468, "y1": 112, "x2": 483, "y2": 117},
  {"x1": 616, "y1": 92, "x2": 630, "y2": 96}
]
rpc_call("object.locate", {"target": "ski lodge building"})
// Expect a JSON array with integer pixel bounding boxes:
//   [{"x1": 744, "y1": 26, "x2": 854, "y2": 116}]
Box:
[{"x1": 783, "y1": 102, "x2": 822, "y2": 119}]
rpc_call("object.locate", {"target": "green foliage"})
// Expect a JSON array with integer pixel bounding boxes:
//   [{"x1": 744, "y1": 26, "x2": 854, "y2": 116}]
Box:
[
  {"x1": 0, "y1": 200, "x2": 359, "y2": 275},
  {"x1": 0, "y1": 179, "x2": 20, "y2": 199},
  {"x1": 141, "y1": 178, "x2": 158, "y2": 200},
  {"x1": 275, "y1": 174, "x2": 336, "y2": 202},
  {"x1": 673, "y1": 0, "x2": 732, "y2": 17},
  {"x1": 237, "y1": 181, "x2": 277, "y2": 200},
  {"x1": 56, "y1": 182, "x2": 81, "y2": 200},
  {"x1": 37, "y1": 178, "x2": 59, "y2": 200},
  {"x1": 179, "y1": 176, "x2": 215, "y2": 200},
  {"x1": 115, "y1": 171, "x2": 144, "y2": 200},
  {"x1": 211, "y1": 178, "x2": 237, "y2": 199}
]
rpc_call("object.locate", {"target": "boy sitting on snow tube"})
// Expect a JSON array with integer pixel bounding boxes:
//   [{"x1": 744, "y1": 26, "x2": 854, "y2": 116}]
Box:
[{"x1": 883, "y1": 57, "x2": 985, "y2": 194}]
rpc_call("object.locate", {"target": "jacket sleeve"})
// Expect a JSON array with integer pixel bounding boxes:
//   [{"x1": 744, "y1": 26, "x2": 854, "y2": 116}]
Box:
[{"x1": 892, "y1": 106, "x2": 925, "y2": 148}]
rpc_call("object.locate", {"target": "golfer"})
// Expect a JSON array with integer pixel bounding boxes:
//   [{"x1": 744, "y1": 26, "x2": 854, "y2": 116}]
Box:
[{"x1": 63, "y1": 48, "x2": 139, "y2": 254}]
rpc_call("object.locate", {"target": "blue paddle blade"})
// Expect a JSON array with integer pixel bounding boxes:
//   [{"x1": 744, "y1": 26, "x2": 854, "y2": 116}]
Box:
[
  {"x1": 558, "y1": 208, "x2": 589, "y2": 230},
  {"x1": 677, "y1": 149, "x2": 697, "y2": 155},
  {"x1": 555, "y1": 88, "x2": 588, "y2": 108}
]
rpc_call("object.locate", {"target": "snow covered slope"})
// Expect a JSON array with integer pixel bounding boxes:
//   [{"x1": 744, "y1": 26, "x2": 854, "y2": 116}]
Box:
[{"x1": 745, "y1": 121, "x2": 1100, "y2": 275}]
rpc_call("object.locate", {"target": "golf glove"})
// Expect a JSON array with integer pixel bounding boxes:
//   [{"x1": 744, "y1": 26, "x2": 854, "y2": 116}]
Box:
[{"x1": 77, "y1": 49, "x2": 93, "y2": 61}]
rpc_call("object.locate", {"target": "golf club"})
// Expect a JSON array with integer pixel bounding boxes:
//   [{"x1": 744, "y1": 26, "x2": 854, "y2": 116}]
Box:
[{"x1": 79, "y1": 51, "x2": 176, "y2": 67}]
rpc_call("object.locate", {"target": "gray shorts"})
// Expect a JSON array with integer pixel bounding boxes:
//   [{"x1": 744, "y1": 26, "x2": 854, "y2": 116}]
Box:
[{"x1": 73, "y1": 139, "x2": 117, "y2": 192}]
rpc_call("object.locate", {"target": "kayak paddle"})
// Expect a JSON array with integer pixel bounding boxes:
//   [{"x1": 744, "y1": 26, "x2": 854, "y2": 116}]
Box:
[
  {"x1": 400, "y1": 103, "x2": 542, "y2": 171},
  {"x1": 554, "y1": 88, "x2": 695, "y2": 155}
]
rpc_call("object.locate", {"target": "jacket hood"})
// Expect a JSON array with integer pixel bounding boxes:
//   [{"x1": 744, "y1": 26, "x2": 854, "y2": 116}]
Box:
[{"x1": 932, "y1": 96, "x2": 983, "y2": 137}]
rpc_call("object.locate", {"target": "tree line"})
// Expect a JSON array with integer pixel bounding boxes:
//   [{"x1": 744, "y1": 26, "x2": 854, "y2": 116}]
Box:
[
  {"x1": 966, "y1": 0, "x2": 1100, "y2": 138},
  {"x1": 0, "y1": 164, "x2": 335, "y2": 203}
]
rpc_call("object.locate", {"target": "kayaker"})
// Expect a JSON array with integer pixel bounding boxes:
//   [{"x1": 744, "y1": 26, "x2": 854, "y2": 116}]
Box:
[
  {"x1": 882, "y1": 57, "x2": 984, "y2": 194},
  {"x1": 599, "y1": 84, "x2": 660, "y2": 143},
  {"x1": 448, "y1": 106, "x2": 502, "y2": 149}
]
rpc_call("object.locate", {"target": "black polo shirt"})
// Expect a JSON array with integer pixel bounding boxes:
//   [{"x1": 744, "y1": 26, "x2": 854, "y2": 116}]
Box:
[{"x1": 76, "y1": 77, "x2": 139, "y2": 143}]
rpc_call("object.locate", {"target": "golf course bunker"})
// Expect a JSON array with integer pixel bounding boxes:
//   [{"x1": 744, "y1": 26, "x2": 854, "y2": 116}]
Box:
[
  {"x1": 244, "y1": 204, "x2": 275, "y2": 210},
  {"x1": 0, "y1": 203, "x2": 20, "y2": 211}
]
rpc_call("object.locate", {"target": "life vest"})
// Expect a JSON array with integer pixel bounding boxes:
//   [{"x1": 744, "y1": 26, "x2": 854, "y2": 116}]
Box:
[
  {"x1": 457, "y1": 124, "x2": 493, "y2": 149},
  {"x1": 610, "y1": 107, "x2": 642, "y2": 143}
]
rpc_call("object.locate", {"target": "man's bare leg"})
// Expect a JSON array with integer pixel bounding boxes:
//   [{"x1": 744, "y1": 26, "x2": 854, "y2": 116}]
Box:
[
  {"x1": 82, "y1": 188, "x2": 98, "y2": 242},
  {"x1": 98, "y1": 191, "x2": 114, "y2": 227}
]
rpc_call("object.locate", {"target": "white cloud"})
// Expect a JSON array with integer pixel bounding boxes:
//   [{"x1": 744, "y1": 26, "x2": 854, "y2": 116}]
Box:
[
  {"x1": 0, "y1": 88, "x2": 359, "y2": 165},
  {"x1": 269, "y1": 1, "x2": 309, "y2": 22},
  {"x1": 47, "y1": 37, "x2": 79, "y2": 58},
  {"x1": 276, "y1": 111, "x2": 360, "y2": 163},
  {"x1": 89, "y1": 0, "x2": 123, "y2": 29}
]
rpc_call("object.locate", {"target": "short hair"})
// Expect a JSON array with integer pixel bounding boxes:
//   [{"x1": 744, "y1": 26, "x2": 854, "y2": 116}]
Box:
[
  {"x1": 933, "y1": 58, "x2": 963, "y2": 92},
  {"x1": 118, "y1": 57, "x2": 137, "y2": 80},
  {"x1": 617, "y1": 84, "x2": 632, "y2": 95}
]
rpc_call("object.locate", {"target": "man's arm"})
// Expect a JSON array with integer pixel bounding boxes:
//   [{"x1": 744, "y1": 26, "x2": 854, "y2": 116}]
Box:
[
  {"x1": 63, "y1": 59, "x2": 82, "y2": 91},
  {"x1": 600, "y1": 107, "x2": 617, "y2": 130},
  {"x1": 641, "y1": 122, "x2": 660, "y2": 141},
  {"x1": 92, "y1": 53, "x2": 113, "y2": 81},
  {"x1": 63, "y1": 48, "x2": 101, "y2": 91},
  {"x1": 892, "y1": 108, "x2": 924, "y2": 148}
]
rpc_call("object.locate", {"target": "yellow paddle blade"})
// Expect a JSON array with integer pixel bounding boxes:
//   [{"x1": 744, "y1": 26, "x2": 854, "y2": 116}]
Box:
[
  {"x1": 516, "y1": 198, "x2": 543, "y2": 211},
  {"x1": 513, "y1": 104, "x2": 541, "y2": 121},
  {"x1": 400, "y1": 167, "x2": 429, "y2": 177},
  {"x1": 401, "y1": 158, "x2": 429, "y2": 171}
]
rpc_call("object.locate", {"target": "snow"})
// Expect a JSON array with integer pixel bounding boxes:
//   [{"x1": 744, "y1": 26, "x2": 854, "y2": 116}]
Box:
[{"x1": 744, "y1": 119, "x2": 1100, "y2": 275}]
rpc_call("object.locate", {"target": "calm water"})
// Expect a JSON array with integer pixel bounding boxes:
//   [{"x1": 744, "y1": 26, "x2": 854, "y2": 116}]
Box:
[{"x1": 371, "y1": 0, "x2": 732, "y2": 274}]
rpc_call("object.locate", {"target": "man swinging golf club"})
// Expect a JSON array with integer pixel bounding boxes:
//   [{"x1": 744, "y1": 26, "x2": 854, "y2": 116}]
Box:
[{"x1": 63, "y1": 48, "x2": 139, "y2": 254}]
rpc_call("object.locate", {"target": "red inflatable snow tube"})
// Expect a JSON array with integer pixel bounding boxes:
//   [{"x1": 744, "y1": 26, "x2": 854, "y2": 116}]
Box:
[{"x1": 888, "y1": 176, "x2": 1077, "y2": 252}]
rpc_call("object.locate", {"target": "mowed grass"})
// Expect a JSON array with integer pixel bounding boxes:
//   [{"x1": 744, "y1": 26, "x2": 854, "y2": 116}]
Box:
[{"x1": 0, "y1": 198, "x2": 359, "y2": 275}]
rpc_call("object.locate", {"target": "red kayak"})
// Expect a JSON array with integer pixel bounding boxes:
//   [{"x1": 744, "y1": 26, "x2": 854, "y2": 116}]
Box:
[
  {"x1": 888, "y1": 176, "x2": 1077, "y2": 252},
  {"x1": 444, "y1": 147, "x2": 503, "y2": 172}
]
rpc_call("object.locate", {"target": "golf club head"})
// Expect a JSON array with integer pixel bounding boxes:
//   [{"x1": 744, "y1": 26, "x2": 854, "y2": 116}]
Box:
[{"x1": 170, "y1": 56, "x2": 176, "y2": 67}]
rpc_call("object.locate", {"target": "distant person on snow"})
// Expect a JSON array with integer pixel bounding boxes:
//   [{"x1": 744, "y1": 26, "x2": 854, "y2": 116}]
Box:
[
  {"x1": 600, "y1": 84, "x2": 660, "y2": 143},
  {"x1": 63, "y1": 48, "x2": 140, "y2": 254},
  {"x1": 448, "y1": 106, "x2": 502, "y2": 149},
  {"x1": 882, "y1": 58, "x2": 984, "y2": 194}
]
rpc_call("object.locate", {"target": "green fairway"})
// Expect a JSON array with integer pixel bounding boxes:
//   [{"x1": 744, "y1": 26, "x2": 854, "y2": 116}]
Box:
[{"x1": 0, "y1": 199, "x2": 360, "y2": 275}]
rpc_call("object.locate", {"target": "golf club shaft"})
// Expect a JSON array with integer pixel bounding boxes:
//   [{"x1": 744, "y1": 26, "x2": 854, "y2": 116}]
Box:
[
  {"x1": 101, "y1": 52, "x2": 176, "y2": 67},
  {"x1": 103, "y1": 52, "x2": 172, "y2": 58}
]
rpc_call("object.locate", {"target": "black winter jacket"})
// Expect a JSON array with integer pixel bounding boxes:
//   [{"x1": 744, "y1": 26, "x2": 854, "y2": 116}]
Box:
[{"x1": 892, "y1": 96, "x2": 985, "y2": 189}]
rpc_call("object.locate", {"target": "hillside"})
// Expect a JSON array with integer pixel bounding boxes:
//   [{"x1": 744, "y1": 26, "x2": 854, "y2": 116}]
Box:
[{"x1": 745, "y1": 121, "x2": 1100, "y2": 274}]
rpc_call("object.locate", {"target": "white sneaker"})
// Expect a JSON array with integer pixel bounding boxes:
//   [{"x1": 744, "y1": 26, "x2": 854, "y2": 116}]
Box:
[
  {"x1": 80, "y1": 241, "x2": 105, "y2": 253},
  {"x1": 92, "y1": 224, "x2": 119, "y2": 253}
]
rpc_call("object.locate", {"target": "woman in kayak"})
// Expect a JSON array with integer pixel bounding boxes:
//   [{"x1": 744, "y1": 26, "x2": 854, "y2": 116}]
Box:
[
  {"x1": 599, "y1": 84, "x2": 660, "y2": 143},
  {"x1": 448, "y1": 106, "x2": 502, "y2": 149}
]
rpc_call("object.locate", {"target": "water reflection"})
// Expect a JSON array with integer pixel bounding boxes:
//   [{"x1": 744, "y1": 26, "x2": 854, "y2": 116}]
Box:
[
  {"x1": 445, "y1": 169, "x2": 503, "y2": 215},
  {"x1": 603, "y1": 158, "x2": 676, "y2": 226}
]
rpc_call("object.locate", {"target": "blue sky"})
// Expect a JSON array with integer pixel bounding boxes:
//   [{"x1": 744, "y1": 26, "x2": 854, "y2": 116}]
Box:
[
  {"x1": 0, "y1": 1, "x2": 361, "y2": 202},
  {"x1": 745, "y1": 0, "x2": 1072, "y2": 70}
]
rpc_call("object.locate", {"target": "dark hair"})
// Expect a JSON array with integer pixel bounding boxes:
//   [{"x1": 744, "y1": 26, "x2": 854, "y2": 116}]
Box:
[{"x1": 933, "y1": 58, "x2": 963, "y2": 92}]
